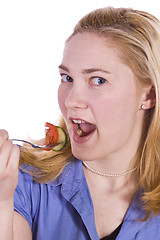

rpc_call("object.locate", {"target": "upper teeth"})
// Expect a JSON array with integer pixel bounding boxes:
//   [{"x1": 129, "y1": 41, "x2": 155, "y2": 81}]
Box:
[{"x1": 73, "y1": 119, "x2": 85, "y2": 124}]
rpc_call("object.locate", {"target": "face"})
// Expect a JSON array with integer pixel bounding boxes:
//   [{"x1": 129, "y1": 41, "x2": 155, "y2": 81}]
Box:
[{"x1": 58, "y1": 32, "x2": 145, "y2": 164}]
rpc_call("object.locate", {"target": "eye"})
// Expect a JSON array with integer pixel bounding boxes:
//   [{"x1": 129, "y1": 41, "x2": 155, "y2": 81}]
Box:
[
  {"x1": 61, "y1": 74, "x2": 73, "y2": 83},
  {"x1": 89, "y1": 77, "x2": 106, "y2": 86}
]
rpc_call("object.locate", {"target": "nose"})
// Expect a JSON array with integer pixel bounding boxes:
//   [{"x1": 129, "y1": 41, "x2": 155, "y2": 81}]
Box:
[{"x1": 65, "y1": 85, "x2": 88, "y2": 110}]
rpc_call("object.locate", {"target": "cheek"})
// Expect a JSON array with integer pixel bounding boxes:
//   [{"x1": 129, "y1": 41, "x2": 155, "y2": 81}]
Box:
[
  {"x1": 94, "y1": 90, "x2": 138, "y2": 129},
  {"x1": 94, "y1": 100, "x2": 118, "y2": 128}
]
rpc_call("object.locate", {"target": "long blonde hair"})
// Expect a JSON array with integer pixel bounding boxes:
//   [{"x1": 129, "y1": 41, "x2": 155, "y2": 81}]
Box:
[{"x1": 20, "y1": 7, "x2": 160, "y2": 220}]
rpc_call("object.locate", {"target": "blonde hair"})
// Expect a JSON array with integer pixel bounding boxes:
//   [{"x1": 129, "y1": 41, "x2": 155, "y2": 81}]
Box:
[{"x1": 20, "y1": 7, "x2": 160, "y2": 220}]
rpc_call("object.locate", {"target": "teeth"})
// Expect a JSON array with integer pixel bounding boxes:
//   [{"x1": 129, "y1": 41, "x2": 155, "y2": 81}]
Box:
[{"x1": 73, "y1": 119, "x2": 85, "y2": 124}]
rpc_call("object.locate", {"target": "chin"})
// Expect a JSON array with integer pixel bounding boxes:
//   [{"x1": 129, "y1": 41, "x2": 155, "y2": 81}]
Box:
[{"x1": 71, "y1": 147, "x2": 95, "y2": 162}]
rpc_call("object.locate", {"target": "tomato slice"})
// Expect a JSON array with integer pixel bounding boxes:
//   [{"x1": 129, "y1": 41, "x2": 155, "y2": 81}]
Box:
[{"x1": 43, "y1": 122, "x2": 59, "y2": 151}]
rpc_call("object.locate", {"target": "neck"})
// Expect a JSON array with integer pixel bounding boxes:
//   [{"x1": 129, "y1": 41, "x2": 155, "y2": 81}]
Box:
[
  {"x1": 82, "y1": 161, "x2": 137, "y2": 177},
  {"x1": 83, "y1": 155, "x2": 135, "y2": 174},
  {"x1": 82, "y1": 160, "x2": 137, "y2": 191}
]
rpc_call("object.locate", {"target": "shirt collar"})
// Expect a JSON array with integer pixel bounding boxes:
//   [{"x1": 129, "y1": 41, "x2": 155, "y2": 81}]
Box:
[
  {"x1": 48, "y1": 158, "x2": 83, "y2": 198},
  {"x1": 125, "y1": 188, "x2": 145, "y2": 220},
  {"x1": 117, "y1": 189, "x2": 147, "y2": 239},
  {"x1": 55, "y1": 158, "x2": 99, "y2": 239}
]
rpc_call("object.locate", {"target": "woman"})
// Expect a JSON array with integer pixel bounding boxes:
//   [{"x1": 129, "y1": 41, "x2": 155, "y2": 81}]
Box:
[{"x1": 0, "y1": 7, "x2": 160, "y2": 240}]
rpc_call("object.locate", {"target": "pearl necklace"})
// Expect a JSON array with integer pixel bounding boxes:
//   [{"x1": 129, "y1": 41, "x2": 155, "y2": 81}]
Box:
[{"x1": 82, "y1": 161, "x2": 137, "y2": 177}]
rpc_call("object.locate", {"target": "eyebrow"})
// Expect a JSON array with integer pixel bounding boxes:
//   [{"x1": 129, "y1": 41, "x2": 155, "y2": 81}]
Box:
[
  {"x1": 58, "y1": 64, "x2": 69, "y2": 72},
  {"x1": 58, "y1": 64, "x2": 111, "y2": 75}
]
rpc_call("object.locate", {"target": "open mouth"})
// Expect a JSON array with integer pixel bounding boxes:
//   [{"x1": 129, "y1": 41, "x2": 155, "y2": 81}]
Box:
[{"x1": 72, "y1": 119, "x2": 96, "y2": 137}]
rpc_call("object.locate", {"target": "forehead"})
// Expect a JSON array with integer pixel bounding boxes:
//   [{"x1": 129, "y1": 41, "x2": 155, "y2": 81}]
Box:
[
  {"x1": 62, "y1": 32, "x2": 131, "y2": 75},
  {"x1": 64, "y1": 32, "x2": 116, "y2": 57}
]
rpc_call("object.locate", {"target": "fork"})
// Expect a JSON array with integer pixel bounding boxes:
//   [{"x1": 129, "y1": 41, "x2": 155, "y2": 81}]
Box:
[{"x1": 12, "y1": 139, "x2": 61, "y2": 150}]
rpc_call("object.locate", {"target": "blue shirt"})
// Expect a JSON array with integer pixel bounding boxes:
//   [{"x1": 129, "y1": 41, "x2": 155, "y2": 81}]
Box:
[{"x1": 14, "y1": 159, "x2": 160, "y2": 239}]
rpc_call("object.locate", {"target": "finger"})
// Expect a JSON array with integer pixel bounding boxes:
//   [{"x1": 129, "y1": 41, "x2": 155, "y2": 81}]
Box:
[
  {"x1": 0, "y1": 139, "x2": 13, "y2": 173},
  {"x1": 7, "y1": 144, "x2": 20, "y2": 172},
  {"x1": 0, "y1": 130, "x2": 9, "y2": 148}
]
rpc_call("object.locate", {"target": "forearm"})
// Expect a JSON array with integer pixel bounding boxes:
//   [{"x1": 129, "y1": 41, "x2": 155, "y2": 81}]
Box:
[
  {"x1": 0, "y1": 199, "x2": 14, "y2": 240},
  {"x1": 0, "y1": 130, "x2": 20, "y2": 239}
]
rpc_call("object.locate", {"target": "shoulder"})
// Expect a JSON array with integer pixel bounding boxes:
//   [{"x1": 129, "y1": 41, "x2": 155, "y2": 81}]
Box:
[
  {"x1": 14, "y1": 168, "x2": 58, "y2": 228},
  {"x1": 14, "y1": 158, "x2": 83, "y2": 208},
  {"x1": 15, "y1": 158, "x2": 82, "y2": 200}
]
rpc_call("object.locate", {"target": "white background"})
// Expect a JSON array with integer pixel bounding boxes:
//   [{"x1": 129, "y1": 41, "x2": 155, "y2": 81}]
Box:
[{"x1": 0, "y1": 0, "x2": 160, "y2": 140}]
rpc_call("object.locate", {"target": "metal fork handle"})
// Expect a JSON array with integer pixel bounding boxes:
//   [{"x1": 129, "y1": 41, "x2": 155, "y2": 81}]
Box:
[
  {"x1": 12, "y1": 139, "x2": 42, "y2": 148},
  {"x1": 12, "y1": 139, "x2": 63, "y2": 150}
]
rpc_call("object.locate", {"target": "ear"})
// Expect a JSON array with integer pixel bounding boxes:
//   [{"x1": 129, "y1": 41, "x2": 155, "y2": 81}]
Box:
[{"x1": 140, "y1": 85, "x2": 156, "y2": 110}]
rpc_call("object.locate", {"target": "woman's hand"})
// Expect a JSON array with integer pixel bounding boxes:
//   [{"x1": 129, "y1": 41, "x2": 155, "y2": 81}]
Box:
[{"x1": 0, "y1": 129, "x2": 20, "y2": 202}]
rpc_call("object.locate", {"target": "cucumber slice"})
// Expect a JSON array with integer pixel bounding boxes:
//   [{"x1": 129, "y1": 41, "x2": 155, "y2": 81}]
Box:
[{"x1": 52, "y1": 126, "x2": 67, "y2": 151}]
